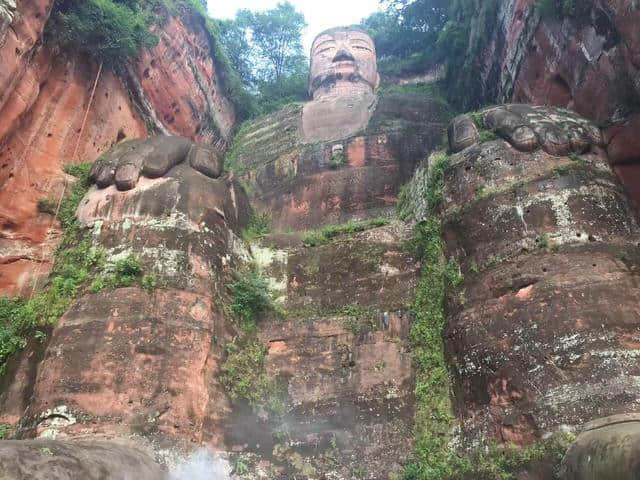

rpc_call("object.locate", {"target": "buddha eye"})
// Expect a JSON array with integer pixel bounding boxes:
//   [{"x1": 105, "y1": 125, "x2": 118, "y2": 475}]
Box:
[
  {"x1": 317, "y1": 47, "x2": 335, "y2": 55},
  {"x1": 350, "y1": 42, "x2": 372, "y2": 52}
]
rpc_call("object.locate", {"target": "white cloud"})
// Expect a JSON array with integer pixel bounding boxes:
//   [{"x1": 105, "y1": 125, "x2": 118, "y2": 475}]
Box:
[{"x1": 208, "y1": 0, "x2": 382, "y2": 55}]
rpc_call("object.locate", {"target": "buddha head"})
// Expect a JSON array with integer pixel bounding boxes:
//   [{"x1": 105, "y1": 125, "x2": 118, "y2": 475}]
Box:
[{"x1": 309, "y1": 27, "x2": 380, "y2": 100}]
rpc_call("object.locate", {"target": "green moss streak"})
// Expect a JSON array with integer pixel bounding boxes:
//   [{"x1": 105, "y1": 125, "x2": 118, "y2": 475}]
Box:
[
  {"x1": 0, "y1": 165, "x2": 96, "y2": 374},
  {"x1": 302, "y1": 218, "x2": 389, "y2": 247}
]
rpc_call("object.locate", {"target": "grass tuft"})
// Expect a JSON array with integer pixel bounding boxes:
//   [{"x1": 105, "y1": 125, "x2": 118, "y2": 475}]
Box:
[{"x1": 302, "y1": 218, "x2": 389, "y2": 247}]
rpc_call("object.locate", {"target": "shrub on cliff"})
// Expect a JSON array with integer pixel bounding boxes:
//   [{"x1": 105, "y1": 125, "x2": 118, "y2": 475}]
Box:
[
  {"x1": 229, "y1": 270, "x2": 274, "y2": 330},
  {"x1": 47, "y1": 0, "x2": 158, "y2": 66},
  {"x1": 45, "y1": 0, "x2": 256, "y2": 120},
  {"x1": 0, "y1": 165, "x2": 97, "y2": 375}
]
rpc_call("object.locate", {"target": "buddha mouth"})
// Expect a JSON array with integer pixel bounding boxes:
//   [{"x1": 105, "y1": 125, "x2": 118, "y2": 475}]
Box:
[
  {"x1": 332, "y1": 60, "x2": 357, "y2": 71},
  {"x1": 318, "y1": 61, "x2": 358, "y2": 78}
]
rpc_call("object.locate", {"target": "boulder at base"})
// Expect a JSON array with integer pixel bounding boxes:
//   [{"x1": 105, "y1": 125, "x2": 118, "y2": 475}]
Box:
[{"x1": 0, "y1": 439, "x2": 166, "y2": 480}]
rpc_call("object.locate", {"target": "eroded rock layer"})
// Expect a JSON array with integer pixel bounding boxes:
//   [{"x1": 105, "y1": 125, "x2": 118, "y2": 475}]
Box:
[
  {"x1": 224, "y1": 222, "x2": 419, "y2": 478},
  {"x1": 0, "y1": 2, "x2": 236, "y2": 296},
  {"x1": 441, "y1": 105, "x2": 640, "y2": 445}
]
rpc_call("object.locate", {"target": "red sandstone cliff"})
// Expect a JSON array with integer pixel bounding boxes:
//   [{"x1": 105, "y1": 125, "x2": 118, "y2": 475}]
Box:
[
  {"x1": 0, "y1": 0, "x2": 236, "y2": 296},
  {"x1": 464, "y1": 0, "x2": 640, "y2": 202}
]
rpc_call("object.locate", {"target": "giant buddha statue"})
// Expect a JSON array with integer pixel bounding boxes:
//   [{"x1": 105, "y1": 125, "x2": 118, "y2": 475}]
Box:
[{"x1": 303, "y1": 27, "x2": 380, "y2": 142}]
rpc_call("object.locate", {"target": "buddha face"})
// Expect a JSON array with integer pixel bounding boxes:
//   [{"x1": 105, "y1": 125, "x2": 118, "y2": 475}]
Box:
[{"x1": 309, "y1": 28, "x2": 380, "y2": 99}]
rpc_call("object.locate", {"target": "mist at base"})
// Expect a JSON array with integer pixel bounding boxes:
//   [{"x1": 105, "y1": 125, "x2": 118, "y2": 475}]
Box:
[{"x1": 169, "y1": 448, "x2": 232, "y2": 480}]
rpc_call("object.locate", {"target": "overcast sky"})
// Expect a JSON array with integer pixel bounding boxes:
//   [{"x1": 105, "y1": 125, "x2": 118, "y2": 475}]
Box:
[{"x1": 208, "y1": 0, "x2": 383, "y2": 55}]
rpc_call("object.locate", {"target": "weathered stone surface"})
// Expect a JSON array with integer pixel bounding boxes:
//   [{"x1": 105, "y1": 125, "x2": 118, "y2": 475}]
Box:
[
  {"x1": 561, "y1": 414, "x2": 640, "y2": 480},
  {"x1": 454, "y1": 0, "x2": 640, "y2": 210},
  {"x1": 440, "y1": 105, "x2": 640, "y2": 446},
  {"x1": 0, "y1": 6, "x2": 237, "y2": 296},
  {"x1": 302, "y1": 90, "x2": 378, "y2": 143},
  {"x1": 187, "y1": 144, "x2": 223, "y2": 179},
  {"x1": 224, "y1": 222, "x2": 419, "y2": 479},
  {"x1": 0, "y1": 439, "x2": 166, "y2": 480},
  {"x1": 25, "y1": 288, "x2": 228, "y2": 444},
  {"x1": 458, "y1": 1, "x2": 640, "y2": 125},
  {"x1": 229, "y1": 89, "x2": 450, "y2": 230},
  {"x1": 303, "y1": 28, "x2": 381, "y2": 143},
  {"x1": 308, "y1": 27, "x2": 380, "y2": 100},
  {"x1": 448, "y1": 114, "x2": 479, "y2": 153},
  {"x1": 89, "y1": 136, "x2": 193, "y2": 191}
]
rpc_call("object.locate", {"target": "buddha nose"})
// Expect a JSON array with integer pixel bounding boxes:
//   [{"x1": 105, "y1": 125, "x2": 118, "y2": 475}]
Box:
[{"x1": 333, "y1": 48, "x2": 355, "y2": 63}]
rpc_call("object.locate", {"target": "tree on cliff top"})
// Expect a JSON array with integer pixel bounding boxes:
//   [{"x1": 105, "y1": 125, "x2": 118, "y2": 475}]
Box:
[
  {"x1": 361, "y1": 0, "x2": 449, "y2": 75},
  {"x1": 47, "y1": 0, "x2": 159, "y2": 66},
  {"x1": 216, "y1": 1, "x2": 308, "y2": 115},
  {"x1": 239, "y1": 2, "x2": 306, "y2": 83}
]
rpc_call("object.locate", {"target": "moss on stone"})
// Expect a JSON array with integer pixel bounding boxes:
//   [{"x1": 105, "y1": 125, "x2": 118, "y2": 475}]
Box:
[{"x1": 302, "y1": 218, "x2": 389, "y2": 247}]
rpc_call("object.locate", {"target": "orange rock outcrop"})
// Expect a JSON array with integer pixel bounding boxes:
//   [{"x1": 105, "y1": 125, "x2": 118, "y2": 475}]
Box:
[{"x1": 0, "y1": 3, "x2": 236, "y2": 296}]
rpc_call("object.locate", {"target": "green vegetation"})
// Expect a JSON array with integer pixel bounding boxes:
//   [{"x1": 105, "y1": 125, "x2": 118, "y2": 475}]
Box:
[
  {"x1": 0, "y1": 164, "x2": 98, "y2": 375},
  {"x1": 0, "y1": 424, "x2": 9, "y2": 439},
  {"x1": 219, "y1": 337, "x2": 283, "y2": 411},
  {"x1": 339, "y1": 304, "x2": 377, "y2": 335},
  {"x1": 221, "y1": 267, "x2": 284, "y2": 412},
  {"x1": 537, "y1": 233, "x2": 550, "y2": 250},
  {"x1": 63, "y1": 162, "x2": 93, "y2": 179},
  {"x1": 425, "y1": 152, "x2": 451, "y2": 213},
  {"x1": 361, "y1": 0, "x2": 448, "y2": 76},
  {"x1": 111, "y1": 255, "x2": 144, "y2": 287},
  {"x1": 86, "y1": 254, "x2": 157, "y2": 293},
  {"x1": 46, "y1": 0, "x2": 159, "y2": 66},
  {"x1": 444, "y1": 258, "x2": 464, "y2": 288},
  {"x1": 360, "y1": 0, "x2": 502, "y2": 109},
  {"x1": 37, "y1": 198, "x2": 58, "y2": 216},
  {"x1": 216, "y1": 2, "x2": 309, "y2": 115},
  {"x1": 402, "y1": 217, "x2": 456, "y2": 480},
  {"x1": 478, "y1": 129, "x2": 498, "y2": 143},
  {"x1": 141, "y1": 273, "x2": 159, "y2": 291},
  {"x1": 471, "y1": 111, "x2": 498, "y2": 143},
  {"x1": 397, "y1": 183, "x2": 413, "y2": 221},
  {"x1": 552, "y1": 164, "x2": 571, "y2": 177},
  {"x1": 45, "y1": 0, "x2": 254, "y2": 120},
  {"x1": 39, "y1": 447, "x2": 54, "y2": 457},
  {"x1": 242, "y1": 213, "x2": 272, "y2": 243},
  {"x1": 569, "y1": 153, "x2": 587, "y2": 166},
  {"x1": 470, "y1": 111, "x2": 486, "y2": 129},
  {"x1": 329, "y1": 149, "x2": 345, "y2": 170},
  {"x1": 234, "y1": 458, "x2": 250, "y2": 475},
  {"x1": 440, "y1": 433, "x2": 574, "y2": 480},
  {"x1": 0, "y1": 163, "x2": 162, "y2": 375},
  {"x1": 302, "y1": 218, "x2": 389, "y2": 247},
  {"x1": 378, "y1": 82, "x2": 453, "y2": 114},
  {"x1": 228, "y1": 269, "x2": 274, "y2": 330}
]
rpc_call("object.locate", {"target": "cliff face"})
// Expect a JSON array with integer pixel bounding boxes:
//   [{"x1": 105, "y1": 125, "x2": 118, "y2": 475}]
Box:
[
  {"x1": 463, "y1": 0, "x2": 640, "y2": 203},
  {"x1": 0, "y1": 85, "x2": 449, "y2": 479},
  {"x1": 0, "y1": 0, "x2": 236, "y2": 296}
]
